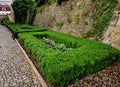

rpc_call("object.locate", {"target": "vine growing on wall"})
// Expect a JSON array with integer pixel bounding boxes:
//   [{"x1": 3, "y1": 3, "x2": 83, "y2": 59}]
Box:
[{"x1": 85, "y1": 0, "x2": 118, "y2": 40}]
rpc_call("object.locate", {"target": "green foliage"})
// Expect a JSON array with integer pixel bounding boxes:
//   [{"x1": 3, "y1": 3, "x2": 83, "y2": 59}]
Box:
[
  {"x1": 3, "y1": 21, "x2": 120, "y2": 86},
  {"x1": 35, "y1": 0, "x2": 67, "y2": 6},
  {"x1": 12, "y1": 0, "x2": 36, "y2": 24},
  {"x1": 57, "y1": 0, "x2": 66, "y2": 5},
  {"x1": 35, "y1": 0, "x2": 53, "y2": 6},
  {"x1": 91, "y1": 0, "x2": 96, "y2": 3},
  {"x1": 2, "y1": 18, "x2": 47, "y2": 37},
  {"x1": 12, "y1": 0, "x2": 55, "y2": 24},
  {"x1": 18, "y1": 30, "x2": 120, "y2": 87},
  {"x1": 55, "y1": 22, "x2": 64, "y2": 29},
  {"x1": 36, "y1": 36, "x2": 72, "y2": 51},
  {"x1": 1, "y1": 17, "x2": 13, "y2": 25},
  {"x1": 85, "y1": 0, "x2": 118, "y2": 40},
  {"x1": 35, "y1": 0, "x2": 47, "y2": 6},
  {"x1": 3, "y1": 2, "x2": 120, "y2": 86}
]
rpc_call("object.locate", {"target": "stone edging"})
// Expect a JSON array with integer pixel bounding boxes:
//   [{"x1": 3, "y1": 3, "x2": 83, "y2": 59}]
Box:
[{"x1": 15, "y1": 39, "x2": 48, "y2": 87}]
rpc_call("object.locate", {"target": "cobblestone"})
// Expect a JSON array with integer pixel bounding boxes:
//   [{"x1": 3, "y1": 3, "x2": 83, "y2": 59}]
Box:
[{"x1": 0, "y1": 25, "x2": 41, "y2": 87}]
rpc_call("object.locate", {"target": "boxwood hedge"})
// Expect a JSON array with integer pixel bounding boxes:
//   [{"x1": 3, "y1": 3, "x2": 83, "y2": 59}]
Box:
[
  {"x1": 18, "y1": 31, "x2": 120, "y2": 87},
  {"x1": 2, "y1": 19, "x2": 120, "y2": 87},
  {"x1": 2, "y1": 18, "x2": 47, "y2": 34}
]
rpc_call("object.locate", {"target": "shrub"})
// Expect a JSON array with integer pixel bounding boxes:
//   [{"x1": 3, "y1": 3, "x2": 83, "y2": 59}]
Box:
[
  {"x1": 18, "y1": 31, "x2": 120, "y2": 87},
  {"x1": 2, "y1": 18, "x2": 47, "y2": 34},
  {"x1": 2, "y1": 17, "x2": 13, "y2": 25}
]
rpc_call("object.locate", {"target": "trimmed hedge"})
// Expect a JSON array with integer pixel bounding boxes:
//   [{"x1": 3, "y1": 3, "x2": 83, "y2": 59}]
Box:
[
  {"x1": 5, "y1": 24, "x2": 47, "y2": 33},
  {"x1": 18, "y1": 31, "x2": 120, "y2": 87},
  {"x1": 2, "y1": 18, "x2": 47, "y2": 34},
  {"x1": 2, "y1": 19, "x2": 120, "y2": 86}
]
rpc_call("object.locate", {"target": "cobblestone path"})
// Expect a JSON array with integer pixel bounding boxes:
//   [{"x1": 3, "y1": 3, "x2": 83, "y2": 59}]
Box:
[{"x1": 0, "y1": 25, "x2": 41, "y2": 87}]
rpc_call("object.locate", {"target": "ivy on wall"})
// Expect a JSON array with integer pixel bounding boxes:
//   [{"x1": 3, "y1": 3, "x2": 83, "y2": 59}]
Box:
[{"x1": 85, "y1": 0, "x2": 118, "y2": 40}]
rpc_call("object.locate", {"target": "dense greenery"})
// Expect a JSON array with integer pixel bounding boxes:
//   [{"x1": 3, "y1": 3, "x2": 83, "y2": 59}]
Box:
[
  {"x1": 12, "y1": 0, "x2": 117, "y2": 40},
  {"x1": 85, "y1": 0, "x2": 118, "y2": 40},
  {"x1": 12, "y1": 0, "x2": 67, "y2": 24},
  {"x1": 57, "y1": 0, "x2": 67, "y2": 5},
  {"x1": 36, "y1": 36, "x2": 73, "y2": 52},
  {"x1": 1, "y1": 17, "x2": 13, "y2": 25},
  {"x1": 12, "y1": 0, "x2": 36, "y2": 24},
  {"x1": 35, "y1": 0, "x2": 50, "y2": 6},
  {"x1": 35, "y1": 0, "x2": 67, "y2": 6},
  {"x1": 2, "y1": 18, "x2": 47, "y2": 39},
  {"x1": 2, "y1": 2, "x2": 120, "y2": 86},
  {"x1": 18, "y1": 31, "x2": 120, "y2": 87},
  {"x1": 2, "y1": 19, "x2": 120, "y2": 86},
  {"x1": 2, "y1": 18, "x2": 47, "y2": 34}
]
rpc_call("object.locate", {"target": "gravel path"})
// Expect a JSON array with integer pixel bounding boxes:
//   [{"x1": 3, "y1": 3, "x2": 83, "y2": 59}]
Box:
[
  {"x1": 68, "y1": 59, "x2": 120, "y2": 87},
  {"x1": 0, "y1": 25, "x2": 41, "y2": 87}
]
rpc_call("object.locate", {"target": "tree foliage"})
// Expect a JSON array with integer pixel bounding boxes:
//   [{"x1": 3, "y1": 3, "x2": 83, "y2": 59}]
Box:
[
  {"x1": 35, "y1": 0, "x2": 47, "y2": 6},
  {"x1": 12, "y1": 0, "x2": 36, "y2": 24},
  {"x1": 57, "y1": 0, "x2": 67, "y2": 5},
  {"x1": 34, "y1": 0, "x2": 67, "y2": 6}
]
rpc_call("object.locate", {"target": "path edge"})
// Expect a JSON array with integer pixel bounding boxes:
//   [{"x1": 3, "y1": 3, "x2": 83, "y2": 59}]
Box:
[{"x1": 15, "y1": 39, "x2": 48, "y2": 87}]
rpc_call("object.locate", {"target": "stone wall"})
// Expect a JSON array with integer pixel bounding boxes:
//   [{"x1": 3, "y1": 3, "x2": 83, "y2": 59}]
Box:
[
  {"x1": 8, "y1": 12, "x2": 15, "y2": 23},
  {"x1": 33, "y1": 0, "x2": 93, "y2": 37},
  {"x1": 102, "y1": 4, "x2": 120, "y2": 49},
  {"x1": 8, "y1": 5, "x2": 15, "y2": 23}
]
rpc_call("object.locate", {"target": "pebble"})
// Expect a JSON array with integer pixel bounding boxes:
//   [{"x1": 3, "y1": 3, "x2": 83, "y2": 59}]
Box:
[
  {"x1": 0, "y1": 25, "x2": 41, "y2": 87},
  {"x1": 4, "y1": 83, "x2": 9, "y2": 87}
]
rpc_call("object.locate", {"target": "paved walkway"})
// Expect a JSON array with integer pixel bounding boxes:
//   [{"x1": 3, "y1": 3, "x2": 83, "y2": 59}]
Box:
[{"x1": 0, "y1": 25, "x2": 41, "y2": 87}]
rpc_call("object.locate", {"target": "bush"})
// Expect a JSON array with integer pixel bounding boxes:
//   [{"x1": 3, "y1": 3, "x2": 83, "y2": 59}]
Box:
[
  {"x1": 7, "y1": 24, "x2": 47, "y2": 33},
  {"x1": 18, "y1": 31, "x2": 120, "y2": 87},
  {"x1": 2, "y1": 18, "x2": 47, "y2": 35},
  {"x1": 2, "y1": 17, "x2": 13, "y2": 25}
]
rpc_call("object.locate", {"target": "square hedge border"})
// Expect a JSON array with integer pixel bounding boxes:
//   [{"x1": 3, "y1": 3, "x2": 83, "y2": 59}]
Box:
[
  {"x1": 2, "y1": 18, "x2": 47, "y2": 36},
  {"x1": 18, "y1": 31, "x2": 120, "y2": 87}
]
